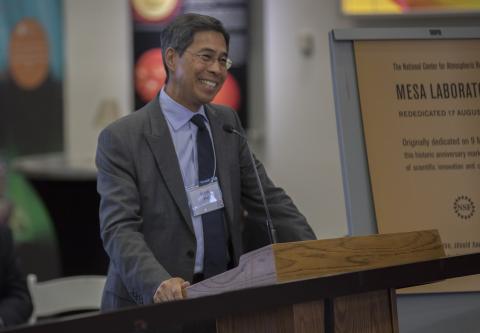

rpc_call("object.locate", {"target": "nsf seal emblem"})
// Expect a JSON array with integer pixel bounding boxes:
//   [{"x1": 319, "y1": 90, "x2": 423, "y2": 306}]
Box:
[{"x1": 453, "y1": 195, "x2": 475, "y2": 220}]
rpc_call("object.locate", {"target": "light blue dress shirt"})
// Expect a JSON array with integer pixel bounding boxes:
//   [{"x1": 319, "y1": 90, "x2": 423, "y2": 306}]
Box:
[{"x1": 159, "y1": 89, "x2": 214, "y2": 274}]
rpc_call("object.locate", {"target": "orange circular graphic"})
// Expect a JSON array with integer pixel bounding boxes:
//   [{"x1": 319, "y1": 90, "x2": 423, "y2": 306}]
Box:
[
  {"x1": 9, "y1": 19, "x2": 49, "y2": 90},
  {"x1": 213, "y1": 73, "x2": 241, "y2": 111},
  {"x1": 131, "y1": 0, "x2": 181, "y2": 23},
  {"x1": 135, "y1": 48, "x2": 166, "y2": 102}
]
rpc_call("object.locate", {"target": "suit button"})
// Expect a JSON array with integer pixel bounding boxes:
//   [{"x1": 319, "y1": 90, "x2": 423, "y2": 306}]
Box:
[{"x1": 187, "y1": 250, "x2": 194, "y2": 258}]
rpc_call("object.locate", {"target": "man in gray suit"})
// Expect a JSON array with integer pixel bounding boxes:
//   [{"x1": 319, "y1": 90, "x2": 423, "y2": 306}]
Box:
[{"x1": 96, "y1": 13, "x2": 315, "y2": 312}]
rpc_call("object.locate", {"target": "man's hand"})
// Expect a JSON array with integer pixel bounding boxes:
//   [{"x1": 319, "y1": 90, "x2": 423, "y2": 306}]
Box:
[{"x1": 153, "y1": 277, "x2": 190, "y2": 303}]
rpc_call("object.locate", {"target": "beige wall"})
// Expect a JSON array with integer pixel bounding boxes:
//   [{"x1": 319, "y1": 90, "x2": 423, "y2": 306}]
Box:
[
  {"x1": 64, "y1": 0, "x2": 132, "y2": 169},
  {"x1": 263, "y1": 0, "x2": 351, "y2": 238}
]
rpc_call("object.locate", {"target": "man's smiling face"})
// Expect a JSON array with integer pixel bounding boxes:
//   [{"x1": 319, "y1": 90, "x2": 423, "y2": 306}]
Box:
[{"x1": 165, "y1": 30, "x2": 228, "y2": 112}]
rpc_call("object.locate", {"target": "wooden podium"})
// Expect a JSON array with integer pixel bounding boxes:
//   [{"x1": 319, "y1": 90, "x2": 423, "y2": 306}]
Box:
[
  {"x1": 186, "y1": 229, "x2": 445, "y2": 333},
  {"x1": 6, "y1": 230, "x2": 480, "y2": 333}
]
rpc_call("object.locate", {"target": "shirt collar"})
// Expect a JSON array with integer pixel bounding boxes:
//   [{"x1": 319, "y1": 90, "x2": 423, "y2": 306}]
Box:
[{"x1": 159, "y1": 88, "x2": 207, "y2": 131}]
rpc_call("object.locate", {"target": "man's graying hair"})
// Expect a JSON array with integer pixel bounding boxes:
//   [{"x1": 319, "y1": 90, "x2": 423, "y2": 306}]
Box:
[{"x1": 160, "y1": 13, "x2": 230, "y2": 83}]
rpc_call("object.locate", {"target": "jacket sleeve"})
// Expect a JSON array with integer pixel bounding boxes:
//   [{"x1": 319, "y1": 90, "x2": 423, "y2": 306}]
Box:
[
  {"x1": 96, "y1": 125, "x2": 171, "y2": 305},
  {"x1": 0, "y1": 225, "x2": 33, "y2": 327}
]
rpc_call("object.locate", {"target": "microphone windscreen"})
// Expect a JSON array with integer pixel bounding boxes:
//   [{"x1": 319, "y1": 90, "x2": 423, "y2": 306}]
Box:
[{"x1": 223, "y1": 124, "x2": 235, "y2": 133}]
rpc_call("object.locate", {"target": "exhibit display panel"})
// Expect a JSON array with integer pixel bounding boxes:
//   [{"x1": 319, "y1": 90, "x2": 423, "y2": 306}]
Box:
[{"x1": 329, "y1": 26, "x2": 480, "y2": 332}]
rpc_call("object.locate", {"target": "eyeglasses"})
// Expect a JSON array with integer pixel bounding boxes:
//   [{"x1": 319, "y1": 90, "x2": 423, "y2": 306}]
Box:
[{"x1": 184, "y1": 50, "x2": 233, "y2": 70}]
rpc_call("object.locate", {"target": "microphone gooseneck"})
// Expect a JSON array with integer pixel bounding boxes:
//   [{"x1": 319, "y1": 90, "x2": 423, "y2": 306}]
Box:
[{"x1": 223, "y1": 124, "x2": 278, "y2": 244}]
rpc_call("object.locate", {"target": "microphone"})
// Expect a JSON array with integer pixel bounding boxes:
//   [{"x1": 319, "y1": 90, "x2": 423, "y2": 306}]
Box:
[{"x1": 223, "y1": 124, "x2": 278, "y2": 244}]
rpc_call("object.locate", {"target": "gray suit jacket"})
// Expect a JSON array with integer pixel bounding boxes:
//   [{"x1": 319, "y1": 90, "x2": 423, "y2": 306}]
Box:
[{"x1": 96, "y1": 97, "x2": 315, "y2": 310}]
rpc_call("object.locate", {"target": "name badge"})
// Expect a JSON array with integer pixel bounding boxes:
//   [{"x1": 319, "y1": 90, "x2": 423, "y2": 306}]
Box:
[{"x1": 187, "y1": 178, "x2": 224, "y2": 217}]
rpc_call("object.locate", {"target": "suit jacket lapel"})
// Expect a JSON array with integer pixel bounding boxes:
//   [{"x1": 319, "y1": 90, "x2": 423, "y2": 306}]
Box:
[
  {"x1": 144, "y1": 98, "x2": 194, "y2": 234},
  {"x1": 205, "y1": 105, "x2": 234, "y2": 228}
]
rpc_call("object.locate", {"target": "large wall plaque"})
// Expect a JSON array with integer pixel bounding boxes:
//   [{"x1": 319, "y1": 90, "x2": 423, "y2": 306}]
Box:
[{"x1": 354, "y1": 39, "x2": 480, "y2": 293}]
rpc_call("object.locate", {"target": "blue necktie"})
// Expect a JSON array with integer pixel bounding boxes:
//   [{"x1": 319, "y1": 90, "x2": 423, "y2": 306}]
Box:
[{"x1": 190, "y1": 114, "x2": 228, "y2": 278}]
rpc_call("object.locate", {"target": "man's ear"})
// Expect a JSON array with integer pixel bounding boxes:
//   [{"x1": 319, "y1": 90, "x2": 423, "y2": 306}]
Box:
[{"x1": 164, "y1": 47, "x2": 177, "y2": 73}]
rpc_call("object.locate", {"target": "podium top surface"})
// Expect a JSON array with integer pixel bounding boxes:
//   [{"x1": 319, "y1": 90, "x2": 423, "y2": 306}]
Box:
[{"x1": 187, "y1": 230, "x2": 445, "y2": 298}]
